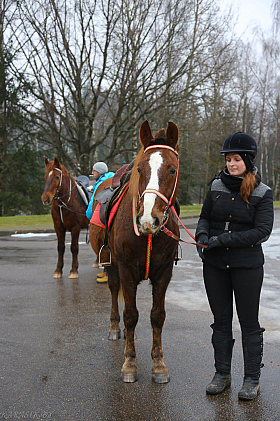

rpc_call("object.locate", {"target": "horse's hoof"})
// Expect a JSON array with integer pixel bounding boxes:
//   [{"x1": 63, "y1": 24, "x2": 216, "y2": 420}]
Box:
[
  {"x1": 108, "y1": 330, "x2": 121, "y2": 340},
  {"x1": 121, "y1": 371, "x2": 138, "y2": 383},
  {"x1": 92, "y1": 262, "x2": 99, "y2": 268},
  {"x1": 68, "y1": 272, "x2": 78, "y2": 279},
  {"x1": 152, "y1": 372, "x2": 170, "y2": 384},
  {"x1": 53, "y1": 272, "x2": 62, "y2": 279}
]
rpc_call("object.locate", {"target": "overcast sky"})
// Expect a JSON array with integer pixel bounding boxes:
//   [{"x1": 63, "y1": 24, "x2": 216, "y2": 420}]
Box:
[{"x1": 221, "y1": 0, "x2": 273, "y2": 37}]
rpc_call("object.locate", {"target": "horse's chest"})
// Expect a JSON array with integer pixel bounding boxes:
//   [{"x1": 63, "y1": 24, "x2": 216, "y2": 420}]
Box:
[{"x1": 116, "y1": 235, "x2": 175, "y2": 266}]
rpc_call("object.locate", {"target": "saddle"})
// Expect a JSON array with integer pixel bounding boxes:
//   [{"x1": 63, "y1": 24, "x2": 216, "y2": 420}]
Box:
[
  {"x1": 93, "y1": 167, "x2": 132, "y2": 227},
  {"x1": 75, "y1": 175, "x2": 94, "y2": 209}
]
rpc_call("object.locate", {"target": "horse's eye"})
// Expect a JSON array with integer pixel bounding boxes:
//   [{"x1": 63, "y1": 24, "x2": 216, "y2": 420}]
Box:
[
  {"x1": 55, "y1": 175, "x2": 60, "y2": 180},
  {"x1": 169, "y1": 168, "x2": 176, "y2": 175}
]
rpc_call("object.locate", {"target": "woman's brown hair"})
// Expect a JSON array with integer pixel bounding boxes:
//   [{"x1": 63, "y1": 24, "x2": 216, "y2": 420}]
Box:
[{"x1": 240, "y1": 171, "x2": 257, "y2": 203}]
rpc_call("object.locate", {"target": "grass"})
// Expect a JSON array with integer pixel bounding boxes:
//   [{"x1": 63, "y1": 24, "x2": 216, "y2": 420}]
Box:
[
  {"x1": 180, "y1": 204, "x2": 202, "y2": 217},
  {"x1": 0, "y1": 202, "x2": 279, "y2": 228},
  {"x1": 0, "y1": 214, "x2": 53, "y2": 227}
]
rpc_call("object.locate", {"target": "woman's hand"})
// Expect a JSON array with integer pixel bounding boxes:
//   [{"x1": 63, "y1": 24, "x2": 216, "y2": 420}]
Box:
[
  {"x1": 196, "y1": 234, "x2": 209, "y2": 259},
  {"x1": 206, "y1": 236, "x2": 223, "y2": 250}
]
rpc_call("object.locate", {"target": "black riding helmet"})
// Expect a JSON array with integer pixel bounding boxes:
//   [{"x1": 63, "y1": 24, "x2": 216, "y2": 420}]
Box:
[
  {"x1": 221, "y1": 132, "x2": 257, "y2": 155},
  {"x1": 221, "y1": 132, "x2": 257, "y2": 171}
]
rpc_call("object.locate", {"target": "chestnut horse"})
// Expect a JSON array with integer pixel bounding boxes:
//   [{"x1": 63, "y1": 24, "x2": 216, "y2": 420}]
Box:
[
  {"x1": 42, "y1": 157, "x2": 89, "y2": 279},
  {"x1": 89, "y1": 120, "x2": 180, "y2": 383}
]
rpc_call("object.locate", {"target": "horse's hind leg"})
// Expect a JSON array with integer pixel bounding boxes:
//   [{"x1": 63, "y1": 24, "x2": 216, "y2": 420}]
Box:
[
  {"x1": 150, "y1": 275, "x2": 171, "y2": 384},
  {"x1": 54, "y1": 227, "x2": 66, "y2": 278},
  {"x1": 69, "y1": 226, "x2": 80, "y2": 279},
  {"x1": 106, "y1": 267, "x2": 121, "y2": 340}
]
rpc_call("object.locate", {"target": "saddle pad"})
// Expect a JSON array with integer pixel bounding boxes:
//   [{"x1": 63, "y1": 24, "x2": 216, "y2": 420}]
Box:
[
  {"x1": 90, "y1": 203, "x2": 106, "y2": 228},
  {"x1": 90, "y1": 184, "x2": 129, "y2": 229},
  {"x1": 76, "y1": 182, "x2": 90, "y2": 209},
  {"x1": 108, "y1": 184, "x2": 129, "y2": 228}
]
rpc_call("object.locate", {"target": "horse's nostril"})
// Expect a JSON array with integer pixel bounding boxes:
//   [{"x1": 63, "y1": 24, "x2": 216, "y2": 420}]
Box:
[
  {"x1": 152, "y1": 217, "x2": 160, "y2": 228},
  {"x1": 42, "y1": 195, "x2": 50, "y2": 205}
]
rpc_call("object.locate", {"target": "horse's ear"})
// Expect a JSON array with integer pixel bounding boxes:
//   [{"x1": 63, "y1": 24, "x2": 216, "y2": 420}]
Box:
[
  {"x1": 139, "y1": 120, "x2": 153, "y2": 148},
  {"x1": 166, "y1": 121, "x2": 179, "y2": 149},
  {"x1": 45, "y1": 158, "x2": 49, "y2": 166},
  {"x1": 54, "y1": 157, "x2": 60, "y2": 168}
]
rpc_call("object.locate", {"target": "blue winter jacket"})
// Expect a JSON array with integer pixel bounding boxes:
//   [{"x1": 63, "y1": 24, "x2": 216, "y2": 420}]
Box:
[{"x1": 86, "y1": 172, "x2": 115, "y2": 219}]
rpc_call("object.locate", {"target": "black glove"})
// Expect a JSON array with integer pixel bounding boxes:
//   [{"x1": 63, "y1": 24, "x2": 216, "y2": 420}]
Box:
[
  {"x1": 206, "y1": 235, "x2": 223, "y2": 250},
  {"x1": 196, "y1": 234, "x2": 208, "y2": 259}
]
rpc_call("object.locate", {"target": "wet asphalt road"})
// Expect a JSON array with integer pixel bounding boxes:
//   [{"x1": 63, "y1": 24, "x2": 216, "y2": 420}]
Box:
[{"x1": 0, "y1": 213, "x2": 280, "y2": 421}]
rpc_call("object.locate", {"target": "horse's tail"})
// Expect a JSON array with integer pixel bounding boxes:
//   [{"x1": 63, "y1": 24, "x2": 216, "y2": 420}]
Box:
[{"x1": 118, "y1": 282, "x2": 124, "y2": 303}]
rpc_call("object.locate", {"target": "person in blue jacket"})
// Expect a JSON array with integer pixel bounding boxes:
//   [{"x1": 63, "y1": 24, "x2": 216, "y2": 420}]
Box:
[
  {"x1": 195, "y1": 132, "x2": 274, "y2": 401},
  {"x1": 86, "y1": 162, "x2": 115, "y2": 220}
]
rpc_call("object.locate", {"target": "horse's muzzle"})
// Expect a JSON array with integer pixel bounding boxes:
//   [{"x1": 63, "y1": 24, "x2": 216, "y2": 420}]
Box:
[
  {"x1": 137, "y1": 215, "x2": 161, "y2": 235},
  {"x1": 41, "y1": 193, "x2": 52, "y2": 205}
]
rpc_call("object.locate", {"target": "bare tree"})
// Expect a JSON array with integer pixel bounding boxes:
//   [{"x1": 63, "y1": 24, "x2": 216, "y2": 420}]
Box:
[{"x1": 7, "y1": 0, "x2": 236, "y2": 176}]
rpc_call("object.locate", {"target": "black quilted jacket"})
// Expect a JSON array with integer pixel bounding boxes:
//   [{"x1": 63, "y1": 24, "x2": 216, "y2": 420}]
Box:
[{"x1": 195, "y1": 177, "x2": 274, "y2": 269}]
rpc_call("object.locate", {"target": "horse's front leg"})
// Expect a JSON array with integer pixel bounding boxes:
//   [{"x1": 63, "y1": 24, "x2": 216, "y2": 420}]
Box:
[
  {"x1": 69, "y1": 226, "x2": 80, "y2": 278},
  {"x1": 120, "y1": 270, "x2": 138, "y2": 383},
  {"x1": 150, "y1": 273, "x2": 171, "y2": 384},
  {"x1": 106, "y1": 266, "x2": 121, "y2": 340},
  {"x1": 54, "y1": 227, "x2": 66, "y2": 278}
]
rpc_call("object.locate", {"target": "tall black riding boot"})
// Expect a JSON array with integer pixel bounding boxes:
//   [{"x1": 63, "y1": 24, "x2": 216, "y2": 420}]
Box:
[
  {"x1": 206, "y1": 329, "x2": 235, "y2": 395},
  {"x1": 238, "y1": 328, "x2": 265, "y2": 401}
]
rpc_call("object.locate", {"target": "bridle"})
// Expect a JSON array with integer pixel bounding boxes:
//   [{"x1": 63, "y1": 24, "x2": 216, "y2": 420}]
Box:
[
  {"x1": 131, "y1": 144, "x2": 205, "y2": 279},
  {"x1": 140, "y1": 144, "x2": 179, "y2": 209},
  {"x1": 133, "y1": 144, "x2": 179, "y2": 236},
  {"x1": 48, "y1": 167, "x2": 85, "y2": 222},
  {"x1": 51, "y1": 167, "x2": 72, "y2": 203}
]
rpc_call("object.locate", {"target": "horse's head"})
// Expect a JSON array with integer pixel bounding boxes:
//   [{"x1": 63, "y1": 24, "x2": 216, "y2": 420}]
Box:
[
  {"x1": 135, "y1": 120, "x2": 179, "y2": 235},
  {"x1": 42, "y1": 157, "x2": 64, "y2": 205}
]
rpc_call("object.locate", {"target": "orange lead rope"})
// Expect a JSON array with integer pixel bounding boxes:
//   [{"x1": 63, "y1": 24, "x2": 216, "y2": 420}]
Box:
[{"x1": 144, "y1": 234, "x2": 153, "y2": 280}]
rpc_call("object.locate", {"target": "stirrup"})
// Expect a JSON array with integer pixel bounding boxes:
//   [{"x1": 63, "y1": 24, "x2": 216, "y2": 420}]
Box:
[
  {"x1": 174, "y1": 243, "x2": 182, "y2": 265},
  {"x1": 98, "y1": 244, "x2": 112, "y2": 267}
]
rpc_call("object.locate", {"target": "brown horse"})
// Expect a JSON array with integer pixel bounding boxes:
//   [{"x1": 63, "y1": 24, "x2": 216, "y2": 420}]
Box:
[
  {"x1": 89, "y1": 120, "x2": 180, "y2": 383},
  {"x1": 42, "y1": 157, "x2": 89, "y2": 279}
]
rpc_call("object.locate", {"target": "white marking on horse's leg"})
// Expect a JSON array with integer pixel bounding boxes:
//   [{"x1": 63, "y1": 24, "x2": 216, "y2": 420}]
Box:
[{"x1": 140, "y1": 152, "x2": 162, "y2": 227}]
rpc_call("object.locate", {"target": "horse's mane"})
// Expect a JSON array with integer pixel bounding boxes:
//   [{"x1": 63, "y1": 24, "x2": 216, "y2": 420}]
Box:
[{"x1": 129, "y1": 146, "x2": 144, "y2": 198}]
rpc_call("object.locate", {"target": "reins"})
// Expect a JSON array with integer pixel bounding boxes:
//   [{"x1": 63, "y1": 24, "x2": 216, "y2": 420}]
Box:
[{"x1": 161, "y1": 206, "x2": 207, "y2": 248}]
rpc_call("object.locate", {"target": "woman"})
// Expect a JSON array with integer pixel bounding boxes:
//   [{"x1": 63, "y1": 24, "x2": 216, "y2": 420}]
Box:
[{"x1": 195, "y1": 132, "x2": 274, "y2": 400}]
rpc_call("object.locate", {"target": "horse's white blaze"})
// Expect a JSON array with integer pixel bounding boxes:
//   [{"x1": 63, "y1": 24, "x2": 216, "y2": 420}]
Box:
[
  {"x1": 140, "y1": 151, "x2": 163, "y2": 227},
  {"x1": 49, "y1": 170, "x2": 53, "y2": 176}
]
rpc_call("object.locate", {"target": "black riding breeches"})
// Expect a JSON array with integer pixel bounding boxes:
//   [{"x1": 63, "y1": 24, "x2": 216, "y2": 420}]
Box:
[{"x1": 203, "y1": 264, "x2": 264, "y2": 335}]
